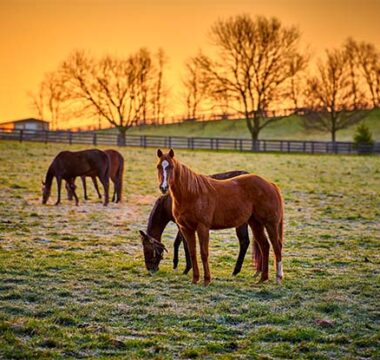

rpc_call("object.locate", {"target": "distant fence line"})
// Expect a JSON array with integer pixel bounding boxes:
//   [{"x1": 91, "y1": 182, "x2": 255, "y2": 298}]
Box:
[{"x1": 0, "y1": 128, "x2": 378, "y2": 155}]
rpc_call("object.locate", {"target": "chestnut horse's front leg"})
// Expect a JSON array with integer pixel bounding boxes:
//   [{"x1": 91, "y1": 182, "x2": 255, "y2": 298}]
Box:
[
  {"x1": 197, "y1": 224, "x2": 211, "y2": 286},
  {"x1": 180, "y1": 227, "x2": 199, "y2": 284}
]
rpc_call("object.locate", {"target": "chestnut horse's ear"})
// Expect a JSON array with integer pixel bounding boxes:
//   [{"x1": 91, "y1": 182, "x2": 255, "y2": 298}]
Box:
[
  {"x1": 169, "y1": 149, "x2": 174, "y2": 158},
  {"x1": 157, "y1": 149, "x2": 163, "y2": 158}
]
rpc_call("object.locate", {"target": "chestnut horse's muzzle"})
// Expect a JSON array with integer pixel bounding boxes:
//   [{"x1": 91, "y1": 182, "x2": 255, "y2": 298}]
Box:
[{"x1": 159, "y1": 185, "x2": 169, "y2": 194}]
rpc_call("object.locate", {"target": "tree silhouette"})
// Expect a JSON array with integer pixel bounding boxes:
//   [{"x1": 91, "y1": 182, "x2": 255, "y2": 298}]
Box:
[
  {"x1": 194, "y1": 14, "x2": 307, "y2": 142},
  {"x1": 304, "y1": 48, "x2": 367, "y2": 142}
]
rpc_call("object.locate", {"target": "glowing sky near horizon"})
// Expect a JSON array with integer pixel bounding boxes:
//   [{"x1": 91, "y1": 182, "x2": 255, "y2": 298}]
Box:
[{"x1": 0, "y1": 0, "x2": 379, "y2": 128}]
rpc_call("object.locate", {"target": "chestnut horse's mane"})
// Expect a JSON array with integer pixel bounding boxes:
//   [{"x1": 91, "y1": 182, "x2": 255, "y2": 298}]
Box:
[{"x1": 173, "y1": 158, "x2": 215, "y2": 195}]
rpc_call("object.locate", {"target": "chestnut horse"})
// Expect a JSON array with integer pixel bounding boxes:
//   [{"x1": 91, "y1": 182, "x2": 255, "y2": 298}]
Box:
[
  {"x1": 66, "y1": 149, "x2": 124, "y2": 203},
  {"x1": 140, "y1": 170, "x2": 255, "y2": 275},
  {"x1": 42, "y1": 149, "x2": 110, "y2": 206},
  {"x1": 156, "y1": 149, "x2": 284, "y2": 285}
]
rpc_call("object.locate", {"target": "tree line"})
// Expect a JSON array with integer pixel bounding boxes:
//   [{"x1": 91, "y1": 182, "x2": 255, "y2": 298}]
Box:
[{"x1": 30, "y1": 14, "x2": 380, "y2": 143}]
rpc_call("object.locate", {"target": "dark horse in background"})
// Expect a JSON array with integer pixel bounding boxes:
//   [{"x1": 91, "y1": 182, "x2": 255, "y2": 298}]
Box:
[
  {"x1": 66, "y1": 149, "x2": 124, "y2": 203},
  {"x1": 156, "y1": 149, "x2": 284, "y2": 286},
  {"x1": 42, "y1": 149, "x2": 110, "y2": 206},
  {"x1": 140, "y1": 170, "x2": 262, "y2": 275}
]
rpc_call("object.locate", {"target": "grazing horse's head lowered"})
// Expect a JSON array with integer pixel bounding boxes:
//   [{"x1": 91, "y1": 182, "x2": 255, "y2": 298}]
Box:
[
  {"x1": 41, "y1": 180, "x2": 50, "y2": 204},
  {"x1": 157, "y1": 149, "x2": 175, "y2": 194},
  {"x1": 139, "y1": 230, "x2": 167, "y2": 272}
]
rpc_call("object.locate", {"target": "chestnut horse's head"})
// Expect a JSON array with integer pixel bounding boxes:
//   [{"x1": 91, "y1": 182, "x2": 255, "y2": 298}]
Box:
[
  {"x1": 156, "y1": 149, "x2": 175, "y2": 194},
  {"x1": 139, "y1": 230, "x2": 167, "y2": 272},
  {"x1": 41, "y1": 180, "x2": 50, "y2": 204}
]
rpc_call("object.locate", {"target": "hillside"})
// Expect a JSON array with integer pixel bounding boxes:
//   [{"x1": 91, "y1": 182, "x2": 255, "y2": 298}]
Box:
[{"x1": 116, "y1": 109, "x2": 380, "y2": 141}]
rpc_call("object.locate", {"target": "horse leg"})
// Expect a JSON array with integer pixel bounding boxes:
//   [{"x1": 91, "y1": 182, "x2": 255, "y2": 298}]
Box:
[
  {"x1": 92, "y1": 177, "x2": 102, "y2": 199},
  {"x1": 99, "y1": 174, "x2": 109, "y2": 206},
  {"x1": 181, "y1": 233, "x2": 192, "y2": 275},
  {"x1": 180, "y1": 227, "x2": 199, "y2": 284},
  {"x1": 197, "y1": 224, "x2": 211, "y2": 286},
  {"x1": 55, "y1": 177, "x2": 62, "y2": 205},
  {"x1": 232, "y1": 224, "x2": 250, "y2": 276},
  {"x1": 112, "y1": 180, "x2": 116, "y2": 202},
  {"x1": 265, "y1": 221, "x2": 283, "y2": 284},
  {"x1": 81, "y1": 176, "x2": 88, "y2": 200},
  {"x1": 72, "y1": 183, "x2": 79, "y2": 206},
  {"x1": 173, "y1": 231, "x2": 182, "y2": 270},
  {"x1": 249, "y1": 218, "x2": 270, "y2": 282}
]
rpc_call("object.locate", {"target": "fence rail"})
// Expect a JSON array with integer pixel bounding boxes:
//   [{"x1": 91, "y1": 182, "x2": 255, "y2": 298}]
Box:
[{"x1": 0, "y1": 128, "x2": 378, "y2": 154}]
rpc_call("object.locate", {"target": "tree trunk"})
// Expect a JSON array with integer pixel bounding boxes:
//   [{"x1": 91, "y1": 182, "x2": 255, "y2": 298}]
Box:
[{"x1": 117, "y1": 127, "x2": 127, "y2": 146}]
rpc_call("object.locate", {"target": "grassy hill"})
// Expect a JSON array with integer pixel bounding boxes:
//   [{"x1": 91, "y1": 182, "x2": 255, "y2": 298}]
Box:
[{"x1": 122, "y1": 109, "x2": 380, "y2": 141}]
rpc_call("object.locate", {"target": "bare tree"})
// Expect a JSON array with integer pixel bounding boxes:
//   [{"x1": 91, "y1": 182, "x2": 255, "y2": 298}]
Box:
[
  {"x1": 304, "y1": 48, "x2": 367, "y2": 142},
  {"x1": 58, "y1": 49, "x2": 162, "y2": 143},
  {"x1": 195, "y1": 14, "x2": 307, "y2": 142},
  {"x1": 182, "y1": 55, "x2": 209, "y2": 120},
  {"x1": 355, "y1": 41, "x2": 380, "y2": 108},
  {"x1": 152, "y1": 48, "x2": 168, "y2": 125},
  {"x1": 287, "y1": 53, "x2": 309, "y2": 112},
  {"x1": 29, "y1": 72, "x2": 67, "y2": 130}
]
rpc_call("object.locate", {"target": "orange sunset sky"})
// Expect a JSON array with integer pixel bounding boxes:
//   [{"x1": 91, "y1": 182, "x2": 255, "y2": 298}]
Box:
[{"x1": 0, "y1": 0, "x2": 379, "y2": 128}]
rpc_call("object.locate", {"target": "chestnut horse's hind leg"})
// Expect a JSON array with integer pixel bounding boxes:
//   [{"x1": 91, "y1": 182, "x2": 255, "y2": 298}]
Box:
[
  {"x1": 265, "y1": 221, "x2": 283, "y2": 284},
  {"x1": 249, "y1": 218, "x2": 270, "y2": 282},
  {"x1": 232, "y1": 224, "x2": 250, "y2": 276},
  {"x1": 180, "y1": 227, "x2": 199, "y2": 284},
  {"x1": 197, "y1": 224, "x2": 211, "y2": 286}
]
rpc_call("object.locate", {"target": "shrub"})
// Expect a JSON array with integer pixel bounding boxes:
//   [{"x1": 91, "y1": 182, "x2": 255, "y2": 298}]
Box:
[{"x1": 353, "y1": 123, "x2": 374, "y2": 153}]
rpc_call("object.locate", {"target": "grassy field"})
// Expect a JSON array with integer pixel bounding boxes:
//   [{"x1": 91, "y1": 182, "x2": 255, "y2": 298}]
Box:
[
  {"x1": 125, "y1": 109, "x2": 380, "y2": 141},
  {"x1": 0, "y1": 141, "x2": 379, "y2": 359}
]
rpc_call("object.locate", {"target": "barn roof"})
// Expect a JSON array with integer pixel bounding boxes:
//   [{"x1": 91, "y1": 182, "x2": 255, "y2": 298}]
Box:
[{"x1": 0, "y1": 118, "x2": 49, "y2": 126}]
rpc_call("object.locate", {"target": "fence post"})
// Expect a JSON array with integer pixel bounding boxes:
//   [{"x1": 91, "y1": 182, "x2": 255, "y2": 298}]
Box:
[
  {"x1": 263, "y1": 140, "x2": 266, "y2": 152},
  {"x1": 216, "y1": 138, "x2": 219, "y2": 151},
  {"x1": 168, "y1": 136, "x2": 172, "y2": 149},
  {"x1": 19, "y1": 130, "x2": 23, "y2": 143},
  {"x1": 93, "y1": 133, "x2": 97, "y2": 146},
  {"x1": 239, "y1": 139, "x2": 243, "y2": 152},
  {"x1": 45, "y1": 130, "x2": 48, "y2": 144},
  {"x1": 69, "y1": 131, "x2": 72, "y2": 145}
]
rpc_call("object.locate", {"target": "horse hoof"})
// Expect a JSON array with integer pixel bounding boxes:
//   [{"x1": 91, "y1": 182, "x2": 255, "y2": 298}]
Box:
[
  {"x1": 191, "y1": 278, "x2": 199, "y2": 284},
  {"x1": 253, "y1": 271, "x2": 261, "y2": 278},
  {"x1": 276, "y1": 276, "x2": 283, "y2": 285},
  {"x1": 204, "y1": 279, "x2": 211, "y2": 286}
]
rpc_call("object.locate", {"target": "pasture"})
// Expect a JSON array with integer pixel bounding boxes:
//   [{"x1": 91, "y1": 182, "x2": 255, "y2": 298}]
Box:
[{"x1": 0, "y1": 141, "x2": 379, "y2": 359}]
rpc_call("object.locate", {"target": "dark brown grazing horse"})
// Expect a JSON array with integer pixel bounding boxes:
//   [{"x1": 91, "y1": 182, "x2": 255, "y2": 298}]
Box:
[
  {"x1": 140, "y1": 170, "x2": 258, "y2": 275},
  {"x1": 66, "y1": 149, "x2": 124, "y2": 203},
  {"x1": 42, "y1": 149, "x2": 110, "y2": 206},
  {"x1": 156, "y1": 149, "x2": 284, "y2": 286}
]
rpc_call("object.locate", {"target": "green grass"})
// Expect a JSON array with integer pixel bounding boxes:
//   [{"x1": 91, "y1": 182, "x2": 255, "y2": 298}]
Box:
[
  {"x1": 0, "y1": 141, "x2": 379, "y2": 359},
  {"x1": 123, "y1": 109, "x2": 380, "y2": 141}
]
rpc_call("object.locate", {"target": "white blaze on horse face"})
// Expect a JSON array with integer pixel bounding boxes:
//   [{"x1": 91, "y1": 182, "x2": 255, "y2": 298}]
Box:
[
  {"x1": 277, "y1": 261, "x2": 283, "y2": 278},
  {"x1": 161, "y1": 160, "x2": 169, "y2": 189}
]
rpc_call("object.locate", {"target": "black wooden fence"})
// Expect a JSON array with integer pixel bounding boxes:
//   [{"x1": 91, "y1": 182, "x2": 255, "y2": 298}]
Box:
[{"x1": 0, "y1": 128, "x2": 378, "y2": 154}]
